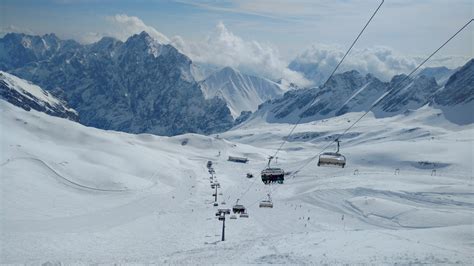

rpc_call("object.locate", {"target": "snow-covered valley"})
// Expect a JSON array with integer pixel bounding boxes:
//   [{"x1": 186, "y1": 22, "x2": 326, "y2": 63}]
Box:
[{"x1": 1, "y1": 99, "x2": 472, "y2": 264}]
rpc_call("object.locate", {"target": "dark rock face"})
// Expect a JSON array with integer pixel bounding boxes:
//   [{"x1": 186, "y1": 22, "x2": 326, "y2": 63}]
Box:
[
  {"x1": 433, "y1": 59, "x2": 473, "y2": 106},
  {"x1": 1, "y1": 32, "x2": 233, "y2": 136},
  {"x1": 0, "y1": 71, "x2": 78, "y2": 121}
]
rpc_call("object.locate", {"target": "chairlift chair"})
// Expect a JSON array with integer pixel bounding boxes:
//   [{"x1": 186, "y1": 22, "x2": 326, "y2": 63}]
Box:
[
  {"x1": 240, "y1": 212, "x2": 249, "y2": 218},
  {"x1": 213, "y1": 202, "x2": 219, "y2": 207},
  {"x1": 261, "y1": 156, "x2": 285, "y2": 184},
  {"x1": 218, "y1": 208, "x2": 230, "y2": 214},
  {"x1": 259, "y1": 194, "x2": 274, "y2": 208},
  {"x1": 318, "y1": 139, "x2": 346, "y2": 168},
  {"x1": 230, "y1": 215, "x2": 237, "y2": 219},
  {"x1": 232, "y1": 199, "x2": 246, "y2": 214}
]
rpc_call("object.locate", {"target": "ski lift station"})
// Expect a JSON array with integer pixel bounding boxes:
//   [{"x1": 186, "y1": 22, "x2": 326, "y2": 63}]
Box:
[{"x1": 228, "y1": 156, "x2": 249, "y2": 163}]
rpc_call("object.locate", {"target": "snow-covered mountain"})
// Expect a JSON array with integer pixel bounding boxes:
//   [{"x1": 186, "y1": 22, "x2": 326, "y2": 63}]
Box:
[
  {"x1": 0, "y1": 32, "x2": 233, "y2": 136},
  {"x1": 0, "y1": 71, "x2": 78, "y2": 121},
  {"x1": 252, "y1": 70, "x2": 387, "y2": 123},
  {"x1": 373, "y1": 74, "x2": 440, "y2": 116},
  {"x1": 432, "y1": 59, "x2": 474, "y2": 124},
  {"x1": 418, "y1": 66, "x2": 455, "y2": 86},
  {"x1": 0, "y1": 33, "x2": 82, "y2": 71},
  {"x1": 247, "y1": 59, "x2": 473, "y2": 125},
  {"x1": 199, "y1": 67, "x2": 284, "y2": 118}
]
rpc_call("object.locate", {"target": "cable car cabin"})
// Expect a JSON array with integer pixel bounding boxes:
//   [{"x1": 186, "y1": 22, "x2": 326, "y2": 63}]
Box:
[
  {"x1": 317, "y1": 152, "x2": 346, "y2": 168},
  {"x1": 232, "y1": 204, "x2": 246, "y2": 214},
  {"x1": 261, "y1": 168, "x2": 285, "y2": 184},
  {"x1": 259, "y1": 200, "x2": 273, "y2": 208}
]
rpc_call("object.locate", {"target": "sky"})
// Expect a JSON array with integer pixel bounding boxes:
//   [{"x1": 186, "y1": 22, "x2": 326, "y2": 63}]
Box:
[{"x1": 1, "y1": 0, "x2": 472, "y2": 85}]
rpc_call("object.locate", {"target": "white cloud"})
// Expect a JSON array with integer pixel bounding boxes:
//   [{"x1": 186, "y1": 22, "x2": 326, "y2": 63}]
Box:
[
  {"x1": 174, "y1": 22, "x2": 311, "y2": 87},
  {"x1": 291, "y1": 44, "x2": 472, "y2": 85},
  {"x1": 0, "y1": 25, "x2": 34, "y2": 37},
  {"x1": 79, "y1": 16, "x2": 309, "y2": 87},
  {"x1": 105, "y1": 14, "x2": 170, "y2": 43}
]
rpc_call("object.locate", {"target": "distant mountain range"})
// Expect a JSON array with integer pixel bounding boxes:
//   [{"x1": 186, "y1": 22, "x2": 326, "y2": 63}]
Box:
[
  {"x1": 1, "y1": 32, "x2": 472, "y2": 135},
  {"x1": 288, "y1": 53, "x2": 457, "y2": 87},
  {"x1": 0, "y1": 32, "x2": 233, "y2": 136},
  {"x1": 249, "y1": 59, "x2": 473, "y2": 125}
]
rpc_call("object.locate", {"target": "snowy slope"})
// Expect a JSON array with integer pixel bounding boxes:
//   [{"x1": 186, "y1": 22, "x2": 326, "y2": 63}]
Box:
[
  {"x1": 1, "y1": 99, "x2": 473, "y2": 264},
  {"x1": 200, "y1": 67, "x2": 284, "y2": 118},
  {"x1": 0, "y1": 71, "x2": 78, "y2": 120}
]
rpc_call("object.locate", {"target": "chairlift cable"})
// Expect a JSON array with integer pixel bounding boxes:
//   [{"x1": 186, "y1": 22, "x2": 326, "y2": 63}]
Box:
[
  {"x1": 247, "y1": 18, "x2": 474, "y2": 206},
  {"x1": 270, "y1": 0, "x2": 385, "y2": 162},
  {"x1": 233, "y1": 0, "x2": 385, "y2": 205}
]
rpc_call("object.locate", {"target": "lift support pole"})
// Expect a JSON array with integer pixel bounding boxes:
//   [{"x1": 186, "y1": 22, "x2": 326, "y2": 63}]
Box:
[
  {"x1": 216, "y1": 208, "x2": 230, "y2": 242},
  {"x1": 221, "y1": 215, "x2": 225, "y2": 241},
  {"x1": 214, "y1": 186, "x2": 218, "y2": 202}
]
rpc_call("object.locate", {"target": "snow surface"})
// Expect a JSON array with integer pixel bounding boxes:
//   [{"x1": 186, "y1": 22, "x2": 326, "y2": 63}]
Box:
[
  {"x1": 200, "y1": 67, "x2": 284, "y2": 118},
  {"x1": 0, "y1": 71, "x2": 76, "y2": 115},
  {"x1": 1, "y1": 100, "x2": 473, "y2": 264}
]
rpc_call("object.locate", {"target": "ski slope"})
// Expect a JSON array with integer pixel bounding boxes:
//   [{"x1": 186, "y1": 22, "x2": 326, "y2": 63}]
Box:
[{"x1": 1, "y1": 100, "x2": 473, "y2": 264}]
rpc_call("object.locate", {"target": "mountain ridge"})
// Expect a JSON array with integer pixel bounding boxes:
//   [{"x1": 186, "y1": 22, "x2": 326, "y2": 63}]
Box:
[
  {"x1": 1, "y1": 31, "x2": 234, "y2": 136},
  {"x1": 199, "y1": 66, "x2": 284, "y2": 118}
]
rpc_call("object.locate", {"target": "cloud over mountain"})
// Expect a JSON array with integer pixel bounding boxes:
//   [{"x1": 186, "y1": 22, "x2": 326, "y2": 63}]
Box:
[
  {"x1": 289, "y1": 44, "x2": 420, "y2": 85},
  {"x1": 105, "y1": 14, "x2": 170, "y2": 43},
  {"x1": 174, "y1": 22, "x2": 311, "y2": 87},
  {"x1": 289, "y1": 44, "x2": 471, "y2": 86}
]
